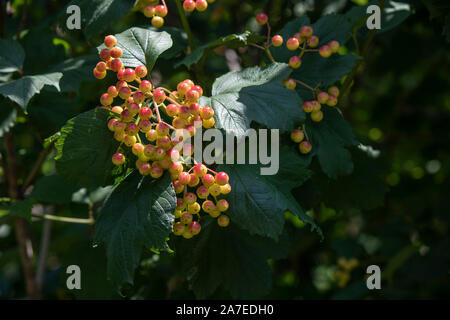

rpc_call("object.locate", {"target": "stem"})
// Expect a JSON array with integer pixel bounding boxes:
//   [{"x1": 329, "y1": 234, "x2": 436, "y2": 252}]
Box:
[
  {"x1": 21, "y1": 141, "x2": 55, "y2": 192},
  {"x1": 32, "y1": 213, "x2": 94, "y2": 225},
  {"x1": 36, "y1": 219, "x2": 52, "y2": 290},
  {"x1": 294, "y1": 79, "x2": 315, "y2": 92},
  {"x1": 265, "y1": 47, "x2": 275, "y2": 63},
  {"x1": 266, "y1": 22, "x2": 272, "y2": 47},
  {"x1": 174, "y1": 0, "x2": 195, "y2": 50}
]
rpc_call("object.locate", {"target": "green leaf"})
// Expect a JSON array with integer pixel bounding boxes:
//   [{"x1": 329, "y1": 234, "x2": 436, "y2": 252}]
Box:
[
  {"x1": 0, "y1": 98, "x2": 17, "y2": 137},
  {"x1": 216, "y1": 146, "x2": 319, "y2": 240},
  {"x1": 306, "y1": 106, "x2": 358, "y2": 179},
  {"x1": 315, "y1": 145, "x2": 388, "y2": 210},
  {"x1": 99, "y1": 27, "x2": 173, "y2": 71},
  {"x1": 0, "y1": 72, "x2": 62, "y2": 110},
  {"x1": 67, "y1": 0, "x2": 134, "y2": 38},
  {"x1": 49, "y1": 55, "x2": 98, "y2": 92},
  {"x1": 28, "y1": 174, "x2": 79, "y2": 204},
  {"x1": 55, "y1": 108, "x2": 120, "y2": 189},
  {"x1": 175, "y1": 31, "x2": 265, "y2": 68},
  {"x1": 208, "y1": 63, "x2": 305, "y2": 137},
  {"x1": 0, "y1": 39, "x2": 25, "y2": 73},
  {"x1": 93, "y1": 171, "x2": 176, "y2": 288},
  {"x1": 9, "y1": 199, "x2": 33, "y2": 221},
  {"x1": 175, "y1": 218, "x2": 290, "y2": 299}
]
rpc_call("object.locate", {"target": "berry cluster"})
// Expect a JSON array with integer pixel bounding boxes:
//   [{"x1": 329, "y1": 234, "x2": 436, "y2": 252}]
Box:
[
  {"x1": 173, "y1": 165, "x2": 231, "y2": 239},
  {"x1": 182, "y1": 0, "x2": 214, "y2": 13},
  {"x1": 290, "y1": 128, "x2": 312, "y2": 155},
  {"x1": 94, "y1": 35, "x2": 232, "y2": 239},
  {"x1": 273, "y1": 26, "x2": 340, "y2": 69},
  {"x1": 300, "y1": 85, "x2": 340, "y2": 123},
  {"x1": 140, "y1": 0, "x2": 168, "y2": 28}
]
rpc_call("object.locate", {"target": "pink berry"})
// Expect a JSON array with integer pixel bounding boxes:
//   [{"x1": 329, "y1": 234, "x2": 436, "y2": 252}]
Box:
[
  {"x1": 215, "y1": 172, "x2": 229, "y2": 185},
  {"x1": 256, "y1": 13, "x2": 268, "y2": 25}
]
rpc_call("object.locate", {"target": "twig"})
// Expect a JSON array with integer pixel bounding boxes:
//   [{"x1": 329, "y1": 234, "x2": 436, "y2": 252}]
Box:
[
  {"x1": 174, "y1": 0, "x2": 195, "y2": 50},
  {"x1": 32, "y1": 213, "x2": 94, "y2": 224},
  {"x1": 21, "y1": 141, "x2": 55, "y2": 192},
  {"x1": 36, "y1": 219, "x2": 52, "y2": 290}
]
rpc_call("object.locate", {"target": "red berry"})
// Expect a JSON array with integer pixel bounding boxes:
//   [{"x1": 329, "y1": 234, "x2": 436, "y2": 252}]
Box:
[
  {"x1": 166, "y1": 104, "x2": 179, "y2": 117},
  {"x1": 200, "y1": 106, "x2": 214, "y2": 119},
  {"x1": 196, "y1": 0, "x2": 208, "y2": 11},
  {"x1": 153, "y1": 89, "x2": 166, "y2": 104},
  {"x1": 328, "y1": 40, "x2": 340, "y2": 53},
  {"x1": 183, "y1": 0, "x2": 196, "y2": 12},
  {"x1": 155, "y1": 5, "x2": 168, "y2": 17},
  {"x1": 221, "y1": 183, "x2": 231, "y2": 195},
  {"x1": 112, "y1": 153, "x2": 125, "y2": 165},
  {"x1": 317, "y1": 91, "x2": 329, "y2": 104},
  {"x1": 123, "y1": 68, "x2": 136, "y2": 82},
  {"x1": 215, "y1": 172, "x2": 229, "y2": 185},
  {"x1": 117, "y1": 69, "x2": 125, "y2": 81},
  {"x1": 272, "y1": 35, "x2": 283, "y2": 47},
  {"x1": 319, "y1": 45, "x2": 332, "y2": 58},
  {"x1": 139, "y1": 80, "x2": 152, "y2": 93},
  {"x1": 177, "y1": 81, "x2": 191, "y2": 95},
  {"x1": 135, "y1": 65, "x2": 148, "y2": 78},
  {"x1": 188, "y1": 173, "x2": 200, "y2": 187},
  {"x1": 110, "y1": 59, "x2": 123, "y2": 72},
  {"x1": 99, "y1": 48, "x2": 110, "y2": 61},
  {"x1": 156, "y1": 122, "x2": 170, "y2": 136},
  {"x1": 192, "y1": 85, "x2": 203, "y2": 96},
  {"x1": 256, "y1": 13, "x2": 268, "y2": 25},
  {"x1": 139, "y1": 119, "x2": 152, "y2": 133},
  {"x1": 133, "y1": 91, "x2": 145, "y2": 104},
  {"x1": 119, "y1": 86, "x2": 131, "y2": 99},
  {"x1": 132, "y1": 143, "x2": 145, "y2": 156},
  {"x1": 121, "y1": 109, "x2": 133, "y2": 122},
  {"x1": 143, "y1": 6, "x2": 155, "y2": 18},
  {"x1": 167, "y1": 148, "x2": 180, "y2": 162},
  {"x1": 185, "y1": 89, "x2": 200, "y2": 102},
  {"x1": 284, "y1": 78, "x2": 296, "y2": 90},
  {"x1": 193, "y1": 163, "x2": 207, "y2": 177},
  {"x1": 113, "y1": 120, "x2": 126, "y2": 132},
  {"x1": 196, "y1": 185, "x2": 209, "y2": 199},
  {"x1": 104, "y1": 35, "x2": 117, "y2": 48},
  {"x1": 299, "y1": 141, "x2": 312, "y2": 154},
  {"x1": 216, "y1": 199, "x2": 229, "y2": 212},
  {"x1": 93, "y1": 68, "x2": 106, "y2": 79},
  {"x1": 110, "y1": 47, "x2": 122, "y2": 59},
  {"x1": 128, "y1": 103, "x2": 140, "y2": 115},
  {"x1": 144, "y1": 144, "x2": 155, "y2": 158},
  {"x1": 300, "y1": 26, "x2": 313, "y2": 38},
  {"x1": 311, "y1": 100, "x2": 321, "y2": 112},
  {"x1": 202, "y1": 200, "x2": 216, "y2": 212},
  {"x1": 100, "y1": 93, "x2": 113, "y2": 106},
  {"x1": 125, "y1": 123, "x2": 139, "y2": 136},
  {"x1": 189, "y1": 103, "x2": 201, "y2": 116},
  {"x1": 150, "y1": 166, "x2": 163, "y2": 178},
  {"x1": 139, "y1": 107, "x2": 153, "y2": 120},
  {"x1": 172, "y1": 117, "x2": 186, "y2": 129},
  {"x1": 307, "y1": 35, "x2": 319, "y2": 48},
  {"x1": 287, "y1": 38, "x2": 300, "y2": 51},
  {"x1": 180, "y1": 213, "x2": 193, "y2": 225},
  {"x1": 96, "y1": 61, "x2": 107, "y2": 72},
  {"x1": 201, "y1": 173, "x2": 215, "y2": 187},
  {"x1": 184, "y1": 192, "x2": 197, "y2": 204},
  {"x1": 179, "y1": 172, "x2": 190, "y2": 185},
  {"x1": 189, "y1": 221, "x2": 201, "y2": 235},
  {"x1": 289, "y1": 56, "x2": 301, "y2": 69},
  {"x1": 107, "y1": 118, "x2": 118, "y2": 131},
  {"x1": 302, "y1": 101, "x2": 314, "y2": 113}
]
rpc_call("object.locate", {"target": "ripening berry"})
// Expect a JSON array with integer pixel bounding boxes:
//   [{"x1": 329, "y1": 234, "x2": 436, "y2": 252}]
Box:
[
  {"x1": 173, "y1": 180, "x2": 185, "y2": 194},
  {"x1": 144, "y1": 144, "x2": 155, "y2": 158},
  {"x1": 178, "y1": 172, "x2": 190, "y2": 185},
  {"x1": 138, "y1": 80, "x2": 151, "y2": 94},
  {"x1": 132, "y1": 143, "x2": 145, "y2": 156},
  {"x1": 178, "y1": 106, "x2": 190, "y2": 119},
  {"x1": 110, "y1": 47, "x2": 123, "y2": 59},
  {"x1": 188, "y1": 202, "x2": 201, "y2": 214},
  {"x1": 128, "y1": 103, "x2": 140, "y2": 115},
  {"x1": 202, "y1": 118, "x2": 215, "y2": 128},
  {"x1": 125, "y1": 123, "x2": 139, "y2": 136},
  {"x1": 217, "y1": 215, "x2": 230, "y2": 227},
  {"x1": 189, "y1": 221, "x2": 202, "y2": 235},
  {"x1": 286, "y1": 37, "x2": 300, "y2": 51},
  {"x1": 196, "y1": 0, "x2": 208, "y2": 11},
  {"x1": 221, "y1": 183, "x2": 231, "y2": 195},
  {"x1": 192, "y1": 163, "x2": 207, "y2": 177},
  {"x1": 256, "y1": 13, "x2": 268, "y2": 25},
  {"x1": 153, "y1": 89, "x2": 166, "y2": 104},
  {"x1": 152, "y1": 16, "x2": 164, "y2": 28},
  {"x1": 104, "y1": 35, "x2": 117, "y2": 48},
  {"x1": 155, "y1": 5, "x2": 168, "y2": 17},
  {"x1": 114, "y1": 131, "x2": 125, "y2": 142},
  {"x1": 121, "y1": 109, "x2": 133, "y2": 122},
  {"x1": 108, "y1": 118, "x2": 118, "y2": 132},
  {"x1": 202, "y1": 174, "x2": 215, "y2": 187},
  {"x1": 167, "y1": 149, "x2": 180, "y2": 162},
  {"x1": 112, "y1": 153, "x2": 125, "y2": 166},
  {"x1": 186, "y1": 89, "x2": 200, "y2": 102},
  {"x1": 166, "y1": 104, "x2": 179, "y2": 117},
  {"x1": 177, "y1": 81, "x2": 191, "y2": 96},
  {"x1": 284, "y1": 78, "x2": 296, "y2": 90},
  {"x1": 300, "y1": 26, "x2": 313, "y2": 38},
  {"x1": 150, "y1": 166, "x2": 163, "y2": 178},
  {"x1": 170, "y1": 162, "x2": 183, "y2": 175},
  {"x1": 113, "y1": 120, "x2": 126, "y2": 132},
  {"x1": 311, "y1": 100, "x2": 321, "y2": 112},
  {"x1": 96, "y1": 61, "x2": 107, "y2": 72},
  {"x1": 139, "y1": 119, "x2": 152, "y2": 133},
  {"x1": 184, "y1": 192, "x2": 197, "y2": 204},
  {"x1": 156, "y1": 122, "x2": 170, "y2": 136},
  {"x1": 289, "y1": 56, "x2": 301, "y2": 69},
  {"x1": 93, "y1": 68, "x2": 106, "y2": 79},
  {"x1": 123, "y1": 68, "x2": 136, "y2": 82},
  {"x1": 209, "y1": 184, "x2": 222, "y2": 196},
  {"x1": 290, "y1": 129, "x2": 304, "y2": 143},
  {"x1": 146, "y1": 129, "x2": 158, "y2": 142},
  {"x1": 192, "y1": 85, "x2": 203, "y2": 96},
  {"x1": 216, "y1": 199, "x2": 229, "y2": 212},
  {"x1": 189, "y1": 103, "x2": 201, "y2": 116},
  {"x1": 307, "y1": 35, "x2": 319, "y2": 48},
  {"x1": 299, "y1": 141, "x2": 312, "y2": 154},
  {"x1": 196, "y1": 185, "x2": 209, "y2": 199},
  {"x1": 183, "y1": 0, "x2": 196, "y2": 12},
  {"x1": 117, "y1": 69, "x2": 125, "y2": 81},
  {"x1": 319, "y1": 45, "x2": 332, "y2": 58},
  {"x1": 327, "y1": 94, "x2": 338, "y2": 107},
  {"x1": 100, "y1": 93, "x2": 113, "y2": 106},
  {"x1": 185, "y1": 124, "x2": 196, "y2": 137},
  {"x1": 157, "y1": 137, "x2": 172, "y2": 151},
  {"x1": 188, "y1": 173, "x2": 200, "y2": 187},
  {"x1": 200, "y1": 106, "x2": 214, "y2": 119},
  {"x1": 143, "y1": 5, "x2": 155, "y2": 17},
  {"x1": 133, "y1": 91, "x2": 145, "y2": 104},
  {"x1": 139, "y1": 162, "x2": 152, "y2": 176},
  {"x1": 116, "y1": 80, "x2": 127, "y2": 89},
  {"x1": 202, "y1": 200, "x2": 216, "y2": 213},
  {"x1": 173, "y1": 222, "x2": 185, "y2": 236},
  {"x1": 107, "y1": 86, "x2": 118, "y2": 98},
  {"x1": 119, "y1": 86, "x2": 131, "y2": 99},
  {"x1": 311, "y1": 110, "x2": 323, "y2": 122},
  {"x1": 328, "y1": 40, "x2": 340, "y2": 53},
  {"x1": 139, "y1": 107, "x2": 153, "y2": 120},
  {"x1": 209, "y1": 209, "x2": 221, "y2": 218},
  {"x1": 99, "y1": 48, "x2": 111, "y2": 61},
  {"x1": 134, "y1": 65, "x2": 147, "y2": 78},
  {"x1": 172, "y1": 117, "x2": 187, "y2": 129},
  {"x1": 302, "y1": 101, "x2": 313, "y2": 113},
  {"x1": 317, "y1": 91, "x2": 329, "y2": 104},
  {"x1": 154, "y1": 147, "x2": 166, "y2": 160},
  {"x1": 272, "y1": 35, "x2": 283, "y2": 47},
  {"x1": 180, "y1": 212, "x2": 193, "y2": 225},
  {"x1": 328, "y1": 86, "x2": 340, "y2": 97}
]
